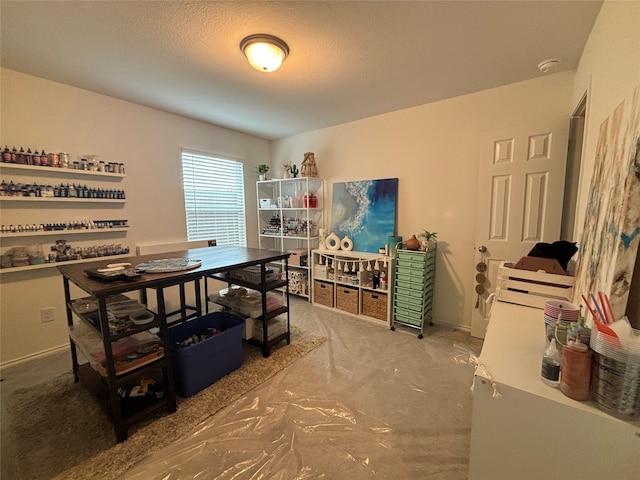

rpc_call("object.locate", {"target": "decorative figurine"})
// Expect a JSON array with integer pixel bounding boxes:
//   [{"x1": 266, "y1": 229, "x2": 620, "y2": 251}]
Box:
[
  {"x1": 282, "y1": 162, "x2": 292, "y2": 178},
  {"x1": 301, "y1": 152, "x2": 318, "y2": 177}
]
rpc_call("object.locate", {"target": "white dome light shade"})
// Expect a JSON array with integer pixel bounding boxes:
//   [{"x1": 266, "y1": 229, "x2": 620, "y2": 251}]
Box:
[{"x1": 240, "y1": 34, "x2": 289, "y2": 72}]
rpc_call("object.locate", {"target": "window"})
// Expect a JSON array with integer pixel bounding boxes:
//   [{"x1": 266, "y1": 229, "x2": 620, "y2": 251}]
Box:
[{"x1": 181, "y1": 149, "x2": 246, "y2": 246}]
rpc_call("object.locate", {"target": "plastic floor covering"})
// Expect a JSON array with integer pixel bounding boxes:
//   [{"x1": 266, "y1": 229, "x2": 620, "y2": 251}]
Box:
[{"x1": 120, "y1": 298, "x2": 483, "y2": 479}]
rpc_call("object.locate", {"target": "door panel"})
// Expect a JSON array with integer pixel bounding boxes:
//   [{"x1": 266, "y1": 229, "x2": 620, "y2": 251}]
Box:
[{"x1": 471, "y1": 117, "x2": 569, "y2": 338}]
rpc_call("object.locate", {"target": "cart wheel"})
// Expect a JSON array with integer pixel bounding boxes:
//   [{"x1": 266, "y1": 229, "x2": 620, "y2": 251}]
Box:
[
  {"x1": 390, "y1": 325, "x2": 395, "y2": 331},
  {"x1": 418, "y1": 333, "x2": 424, "y2": 339}
]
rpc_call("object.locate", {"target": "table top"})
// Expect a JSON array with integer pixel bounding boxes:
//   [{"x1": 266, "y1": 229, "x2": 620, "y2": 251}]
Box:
[
  {"x1": 57, "y1": 245, "x2": 289, "y2": 296},
  {"x1": 478, "y1": 300, "x2": 639, "y2": 426}
]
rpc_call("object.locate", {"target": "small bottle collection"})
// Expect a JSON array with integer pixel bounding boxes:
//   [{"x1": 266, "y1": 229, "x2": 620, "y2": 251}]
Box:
[
  {"x1": 2, "y1": 145, "x2": 124, "y2": 174},
  {"x1": 1, "y1": 219, "x2": 128, "y2": 234},
  {"x1": 0, "y1": 240, "x2": 130, "y2": 268},
  {"x1": 315, "y1": 253, "x2": 389, "y2": 290},
  {"x1": 261, "y1": 215, "x2": 316, "y2": 237},
  {"x1": 46, "y1": 240, "x2": 130, "y2": 264},
  {"x1": 0, "y1": 179, "x2": 125, "y2": 199},
  {"x1": 541, "y1": 303, "x2": 590, "y2": 395},
  {"x1": 541, "y1": 294, "x2": 640, "y2": 420}
]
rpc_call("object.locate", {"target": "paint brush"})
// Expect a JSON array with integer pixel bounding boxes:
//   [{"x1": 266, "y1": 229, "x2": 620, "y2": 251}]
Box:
[
  {"x1": 602, "y1": 292, "x2": 616, "y2": 324},
  {"x1": 590, "y1": 292, "x2": 607, "y2": 324},
  {"x1": 598, "y1": 291, "x2": 612, "y2": 324},
  {"x1": 581, "y1": 293, "x2": 602, "y2": 324}
]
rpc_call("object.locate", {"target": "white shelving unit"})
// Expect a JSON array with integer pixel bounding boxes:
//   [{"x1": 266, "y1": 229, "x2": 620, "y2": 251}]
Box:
[
  {"x1": 256, "y1": 177, "x2": 324, "y2": 299},
  {"x1": 1, "y1": 163, "x2": 129, "y2": 273},
  {"x1": 310, "y1": 249, "x2": 392, "y2": 324}
]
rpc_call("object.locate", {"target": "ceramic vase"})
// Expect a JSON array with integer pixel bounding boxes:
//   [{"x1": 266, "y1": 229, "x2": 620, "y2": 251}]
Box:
[
  {"x1": 326, "y1": 232, "x2": 341, "y2": 250},
  {"x1": 406, "y1": 234, "x2": 420, "y2": 251},
  {"x1": 341, "y1": 236, "x2": 353, "y2": 251},
  {"x1": 318, "y1": 229, "x2": 328, "y2": 249}
]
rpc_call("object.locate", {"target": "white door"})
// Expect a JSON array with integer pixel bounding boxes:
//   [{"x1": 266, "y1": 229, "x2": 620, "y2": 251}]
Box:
[{"x1": 471, "y1": 117, "x2": 570, "y2": 338}]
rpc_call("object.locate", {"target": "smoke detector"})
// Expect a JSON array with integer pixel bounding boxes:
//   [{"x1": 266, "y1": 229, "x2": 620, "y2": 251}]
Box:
[{"x1": 538, "y1": 58, "x2": 561, "y2": 73}]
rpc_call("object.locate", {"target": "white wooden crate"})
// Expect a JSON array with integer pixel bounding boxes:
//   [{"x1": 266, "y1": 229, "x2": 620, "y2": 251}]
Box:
[{"x1": 495, "y1": 261, "x2": 575, "y2": 309}]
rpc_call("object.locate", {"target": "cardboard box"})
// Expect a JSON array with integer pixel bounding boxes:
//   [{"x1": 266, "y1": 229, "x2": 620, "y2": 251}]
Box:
[
  {"x1": 288, "y1": 248, "x2": 308, "y2": 266},
  {"x1": 166, "y1": 312, "x2": 244, "y2": 397},
  {"x1": 513, "y1": 256, "x2": 568, "y2": 275}
]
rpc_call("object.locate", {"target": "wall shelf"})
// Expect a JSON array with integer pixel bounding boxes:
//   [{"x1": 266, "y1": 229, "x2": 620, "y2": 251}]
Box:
[
  {"x1": 0, "y1": 227, "x2": 129, "y2": 238},
  {"x1": 0, "y1": 197, "x2": 125, "y2": 204},
  {"x1": 0, "y1": 253, "x2": 131, "y2": 274},
  {"x1": 0, "y1": 163, "x2": 126, "y2": 178},
  {"x1": 1, "y1": 163, "x2": 128, "y2": 269}
]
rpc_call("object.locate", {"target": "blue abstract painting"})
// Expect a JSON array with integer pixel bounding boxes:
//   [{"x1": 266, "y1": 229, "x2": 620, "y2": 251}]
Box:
[{"x1": 330, "y1": 178, "x2": 398, "y2": 253}]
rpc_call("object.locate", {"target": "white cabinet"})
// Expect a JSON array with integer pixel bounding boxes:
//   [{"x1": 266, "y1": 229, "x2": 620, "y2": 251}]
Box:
[
  {"x1": 256, "y1": 177, "x2": 324, "y2": 299},
  {"x1": 310, "y1": 249, "x2": 391, "y2": 324},
  {"x1": 469, "y1": 301, "x2": 640, "y2": 479}
]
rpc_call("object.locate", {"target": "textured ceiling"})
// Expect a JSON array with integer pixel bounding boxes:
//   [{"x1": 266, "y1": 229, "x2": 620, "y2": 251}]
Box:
[{"x1": 1, "y1": 1, "x2": 602, "y2": 140}]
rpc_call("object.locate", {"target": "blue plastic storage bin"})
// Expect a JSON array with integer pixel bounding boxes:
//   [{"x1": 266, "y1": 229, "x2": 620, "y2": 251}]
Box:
[{"x1": 166, "y1": 312, "x2": 245, "y2": 397}]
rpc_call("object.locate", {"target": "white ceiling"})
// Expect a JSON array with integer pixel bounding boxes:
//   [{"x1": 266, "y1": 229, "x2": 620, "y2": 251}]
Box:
[{"x1": 1, "y1": 1, "x2": 602, "y2": 140}]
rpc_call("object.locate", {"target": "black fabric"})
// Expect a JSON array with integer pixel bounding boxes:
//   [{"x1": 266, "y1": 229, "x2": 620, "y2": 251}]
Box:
[{"x1": 527, "y1": 241, "x2": 578, "y2": 271}]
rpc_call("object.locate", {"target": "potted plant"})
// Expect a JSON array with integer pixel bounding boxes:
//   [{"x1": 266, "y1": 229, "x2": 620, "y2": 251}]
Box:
[
  {"x1": 418, "y1": 230, "x2": 438, "y2": 251},
  {"x1": 256, "y1": 164, "x2": 269, "y2": 181}
]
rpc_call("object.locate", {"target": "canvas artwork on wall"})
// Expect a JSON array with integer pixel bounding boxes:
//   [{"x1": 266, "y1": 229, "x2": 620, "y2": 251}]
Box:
[
  {"x1": 330, "y1": 178, "x2": 398, "y2": 253},
  {"x1": 573, "y1": 86, "x2": 640, "y2": 321}
]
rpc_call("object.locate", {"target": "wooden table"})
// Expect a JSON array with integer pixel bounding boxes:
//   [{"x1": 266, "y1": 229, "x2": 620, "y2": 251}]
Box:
[{"x1": 58, "y1": 245, "x2": 290, "y2": 441}]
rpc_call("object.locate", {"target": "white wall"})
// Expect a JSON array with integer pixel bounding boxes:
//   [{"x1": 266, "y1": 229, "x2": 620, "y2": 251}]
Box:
[
  {"x1": 2, "y1": 0, "x2": 636, "y2": 363},
  {"x1": 272, "y1": 72, "x2": 575, "y2": 330},
  {"x1": 0, "y1": 68, "x2": 269, "y2": 363},
  {"x1": 571, "y1": 0, "x2": 640, "y2": 241}
]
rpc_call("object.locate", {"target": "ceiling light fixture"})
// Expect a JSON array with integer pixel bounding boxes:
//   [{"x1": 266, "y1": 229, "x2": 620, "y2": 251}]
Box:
[
  {"x1": 240, "y1": 34, "x2": 289, "y2": 73},
  {"x1": 537, "y1": 58, "x2": 561, "y2": 74}
]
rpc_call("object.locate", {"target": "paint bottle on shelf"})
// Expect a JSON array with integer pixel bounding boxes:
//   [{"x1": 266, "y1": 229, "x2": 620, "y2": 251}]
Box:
[
  {"x1": 540, "y1": 338, "x2": 561, "y2": 387},
  {"x1": 560, "y1": 339, "x2": 592, "y2": 400}
]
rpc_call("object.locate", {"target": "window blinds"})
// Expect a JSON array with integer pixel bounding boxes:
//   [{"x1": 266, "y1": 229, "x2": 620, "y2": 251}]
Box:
[{"x1": 181, "y1": 150, "x2": 246, "y2": 246}]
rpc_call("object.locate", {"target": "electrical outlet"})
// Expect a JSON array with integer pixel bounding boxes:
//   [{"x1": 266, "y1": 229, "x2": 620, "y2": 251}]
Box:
[{"x1": 41, "y1": 307, "x2": 55, "y2": 323}]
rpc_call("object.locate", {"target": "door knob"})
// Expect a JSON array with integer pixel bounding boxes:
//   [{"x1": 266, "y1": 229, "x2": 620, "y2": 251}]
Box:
[{"x1": 478, "y1": 245, "x2": 487, "y2": 253}]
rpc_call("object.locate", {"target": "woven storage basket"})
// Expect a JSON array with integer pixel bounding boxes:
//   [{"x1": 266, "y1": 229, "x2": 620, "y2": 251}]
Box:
[
  {"x1": 362, "y1": 290, "x2": 388, "y2": 321},
  {"x1": 336, "y1": 285, "x2": 359, "y2": 314},
  {"x1": 314, "y1": 280, "x2": 334, "y2": 307}
]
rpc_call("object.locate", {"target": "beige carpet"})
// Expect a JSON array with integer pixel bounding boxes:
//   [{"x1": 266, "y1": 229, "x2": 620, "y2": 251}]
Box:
[{"x1": 3, "y1": 327, "x2": 326, "y2": 480}]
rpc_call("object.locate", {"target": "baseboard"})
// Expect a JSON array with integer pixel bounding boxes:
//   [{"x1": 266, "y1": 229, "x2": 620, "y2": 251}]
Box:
[{"x1": 0, "y1": 343, "x2": 68, "y2": 368}]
